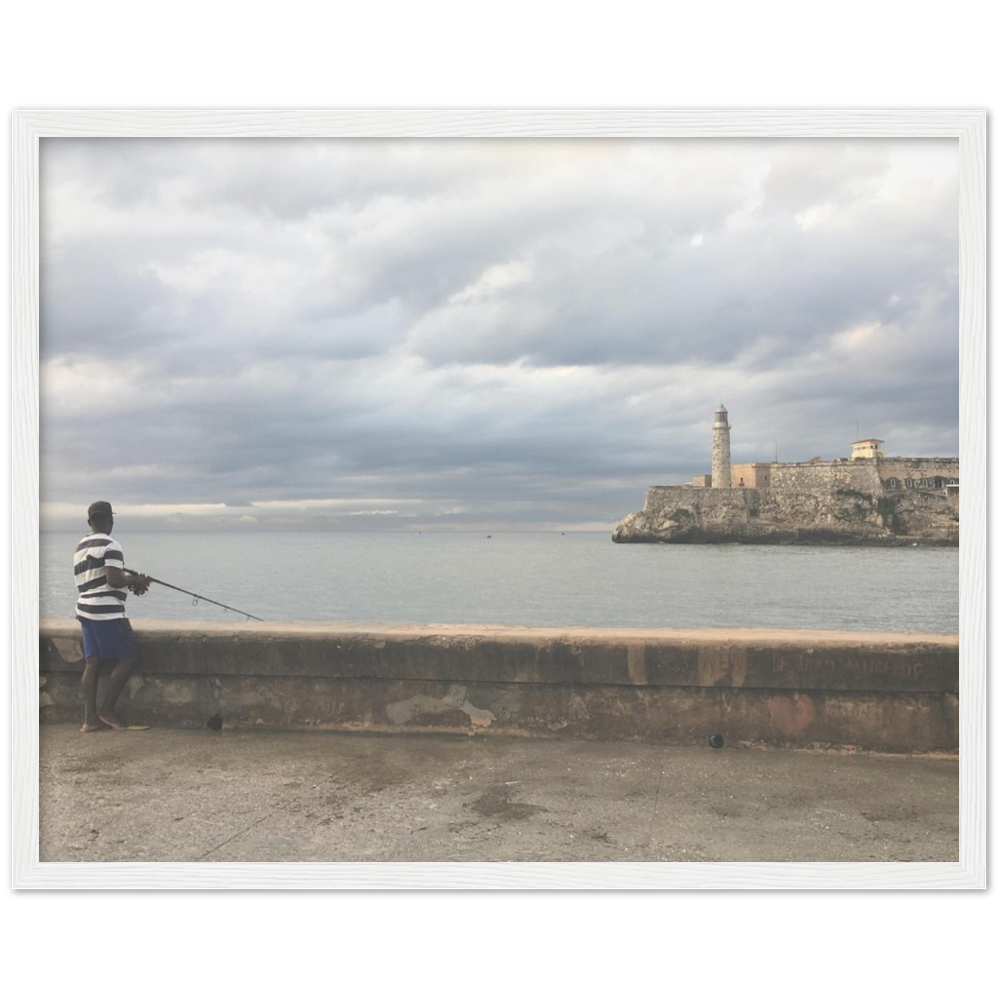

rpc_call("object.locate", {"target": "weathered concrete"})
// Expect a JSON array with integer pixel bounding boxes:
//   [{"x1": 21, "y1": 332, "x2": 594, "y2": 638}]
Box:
[
  {"x1": 40, "y1": 620, "x2": 959, "y2": 752},
  {"x1": 38, "y1": 723, "x2": 959, "y2": 863}
]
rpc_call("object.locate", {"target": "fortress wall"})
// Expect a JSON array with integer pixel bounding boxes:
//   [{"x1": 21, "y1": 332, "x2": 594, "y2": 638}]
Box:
[
  {"x1": 645, "y1": 484, "x2": 751, "y2": 515},
  {"x1": 642, "y1": 483, "x2": 886, "y2": 535},
  {"x1": 618, "y1": 481, "x2": 957, "y2": 543},
  {"x1": 768, "y1": 461, "x2": 884, "y2": 492},
  {"x1": 39, "y1": 620, "x2": 958, "y2": 752},
  {"x1": 697, "y1": 459, "x2": 959, "y2": 494},
  {"x1": 879, "y1": 458, "x2": 960, "y2": 487}
]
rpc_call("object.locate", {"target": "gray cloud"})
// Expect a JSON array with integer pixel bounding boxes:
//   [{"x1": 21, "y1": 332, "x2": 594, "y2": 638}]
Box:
[{"x1": 39, "y1": 136, "x2": 960, "y2": 530}]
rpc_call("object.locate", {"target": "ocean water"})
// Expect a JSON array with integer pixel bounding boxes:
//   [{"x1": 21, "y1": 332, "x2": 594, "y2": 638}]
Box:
[{"x1": 42, "y1": 530, "x2": 959, "y2": 634}]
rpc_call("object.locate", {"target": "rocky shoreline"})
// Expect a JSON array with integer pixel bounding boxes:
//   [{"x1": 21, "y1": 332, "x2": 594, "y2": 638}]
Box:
[{"x1": 612, "y1": 486, "x2": 959, "y2": 546}]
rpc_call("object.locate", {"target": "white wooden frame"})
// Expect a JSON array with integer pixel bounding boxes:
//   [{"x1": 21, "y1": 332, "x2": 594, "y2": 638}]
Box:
[{"x1": 11, "y1": 109, "x2": 987, "y2": 889}]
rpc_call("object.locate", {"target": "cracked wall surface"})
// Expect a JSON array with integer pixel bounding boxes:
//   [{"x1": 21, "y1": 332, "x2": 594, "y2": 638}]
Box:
[{"x1": 39, "y1": 621, "x2": 958, "y2": 752}]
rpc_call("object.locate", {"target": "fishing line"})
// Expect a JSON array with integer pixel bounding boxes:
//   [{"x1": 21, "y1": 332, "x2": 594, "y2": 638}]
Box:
[{"x1": 124, "y1": 568, "x2": 264, "y2": 621}]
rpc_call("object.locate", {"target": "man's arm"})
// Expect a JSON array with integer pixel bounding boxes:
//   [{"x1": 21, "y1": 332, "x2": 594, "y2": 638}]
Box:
[{"x1": 106, "y1": 566, "x2": 151, "y2": 596}]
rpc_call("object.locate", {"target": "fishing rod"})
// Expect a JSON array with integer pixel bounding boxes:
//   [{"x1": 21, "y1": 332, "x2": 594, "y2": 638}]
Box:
[{"x1": 124, "y1": 568, "x2": 264, "y2": 621}]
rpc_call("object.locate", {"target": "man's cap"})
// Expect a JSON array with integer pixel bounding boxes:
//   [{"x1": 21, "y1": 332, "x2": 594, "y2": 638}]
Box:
[{"x1": 87, "y1": 501, "x2": 114, "y2": 519}]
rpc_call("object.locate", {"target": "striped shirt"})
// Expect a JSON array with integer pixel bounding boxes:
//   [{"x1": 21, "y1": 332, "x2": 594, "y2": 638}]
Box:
[{"x1": 74, "y1": 533, "x2": 128, "y2": 620}]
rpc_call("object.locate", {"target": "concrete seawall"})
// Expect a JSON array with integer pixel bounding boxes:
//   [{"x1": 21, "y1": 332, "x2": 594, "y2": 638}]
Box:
[{"x1": 38, "y1": 619, "x2": 959, "y2": 752}]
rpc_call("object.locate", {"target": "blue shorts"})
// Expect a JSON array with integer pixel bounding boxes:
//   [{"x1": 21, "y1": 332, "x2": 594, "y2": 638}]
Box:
[{"x1": 77, "y1": 616, "x2": 138, "y2": 661}]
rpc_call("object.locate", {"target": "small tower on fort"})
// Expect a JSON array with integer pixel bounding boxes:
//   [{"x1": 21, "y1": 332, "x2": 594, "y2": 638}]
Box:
[
  {"x1": 712, "y1": 404, "x2": 732, "y2": 488},
  {"x1": 851, "y1": 438, "x2": 885, "y2": 460}
]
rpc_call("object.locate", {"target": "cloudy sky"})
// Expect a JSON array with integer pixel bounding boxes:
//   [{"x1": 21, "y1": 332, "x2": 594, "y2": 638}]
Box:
[{"x1": 38, "y1": 136, "x2": 959, "y2": 532}]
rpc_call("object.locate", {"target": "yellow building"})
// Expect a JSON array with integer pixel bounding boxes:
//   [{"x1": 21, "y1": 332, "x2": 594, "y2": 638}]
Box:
[
  {"x1": 730, "y1": 463, "x2": 772, "y2": 488},
  {"x1": 851, "y1": 439, "x2": 885, "y2": 460}
]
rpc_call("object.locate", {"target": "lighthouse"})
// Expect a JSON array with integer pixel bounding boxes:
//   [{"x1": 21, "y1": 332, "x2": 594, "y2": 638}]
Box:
[{"x1": 712, "y1": 404, "x2": 732, "y2": 488}]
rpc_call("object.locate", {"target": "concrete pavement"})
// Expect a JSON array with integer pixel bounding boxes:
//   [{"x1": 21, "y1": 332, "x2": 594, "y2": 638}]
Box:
[{"x1": 38, "y1": 723, "x2": 958, "y2": 863}]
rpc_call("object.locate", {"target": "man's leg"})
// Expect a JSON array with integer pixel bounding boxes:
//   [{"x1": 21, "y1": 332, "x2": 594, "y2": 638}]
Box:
[
  {"x1": 96, "y1": 619, "x2": 140, "y2": 728},
  {"x1": 98, "y1": 657, "x2": 136, "y2": 729},
  {"x1": 80, "y1": 655, "x2": 108, "y2": 732}
]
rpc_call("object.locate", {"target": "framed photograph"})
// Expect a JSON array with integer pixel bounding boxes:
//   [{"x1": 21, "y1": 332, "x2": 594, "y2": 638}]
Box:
[{"x1": 12, "y1": 109, "x2": 986, "y2": 890}]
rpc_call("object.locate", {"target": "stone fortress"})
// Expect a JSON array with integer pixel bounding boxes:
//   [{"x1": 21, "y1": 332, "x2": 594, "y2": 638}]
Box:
[{"x1": 612, "y1": 405, "x2": 959, "y2": 545}]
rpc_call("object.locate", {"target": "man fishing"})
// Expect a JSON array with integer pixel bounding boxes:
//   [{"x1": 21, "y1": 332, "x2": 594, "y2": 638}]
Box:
[{"x1": 73, "y1": 501, "x2": 152, "y2": 732}]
